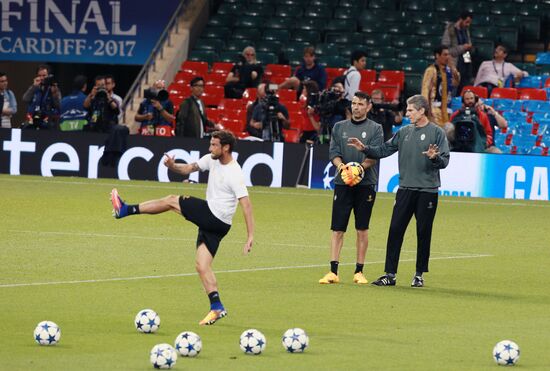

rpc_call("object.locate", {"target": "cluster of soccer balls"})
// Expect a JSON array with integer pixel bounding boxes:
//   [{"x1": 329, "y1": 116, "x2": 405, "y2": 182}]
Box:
[{"x1": 33, "y1": 312, "x2": 520, "y2": 368}]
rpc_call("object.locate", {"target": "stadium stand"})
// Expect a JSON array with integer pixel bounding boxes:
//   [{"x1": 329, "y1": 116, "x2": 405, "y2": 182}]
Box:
[{"x1": 163, "y1": 0, "x2": 550, "y2": 151}]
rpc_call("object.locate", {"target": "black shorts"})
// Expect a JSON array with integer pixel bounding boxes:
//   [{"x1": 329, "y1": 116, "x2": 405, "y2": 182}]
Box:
[
  {"x1": 179, "y1": 196, "x2": 231, "y2": 257},
  {"x1": 331, "y1": 184, "x2": 377, "y2": 232}
]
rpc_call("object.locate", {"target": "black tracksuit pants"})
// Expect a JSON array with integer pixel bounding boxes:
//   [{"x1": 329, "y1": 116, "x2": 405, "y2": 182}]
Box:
[{"x1": 384, "y1": 188, "x2": 439, "y2": 274}]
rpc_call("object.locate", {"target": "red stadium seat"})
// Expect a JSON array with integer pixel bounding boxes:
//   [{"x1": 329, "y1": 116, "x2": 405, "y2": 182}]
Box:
[
  {"x1": 283, "y1": 129, "x2": 301, "y2": 143},
  {"x1": 180, "y1": 60, "x2": 209, "y2": 76},
  {"x1": 360, "y1": 69, "x2": 377, "y2": 83},
  {"x1": 243, "y1": 88, "x2": 257, "y2": 103},
  {"x1": 359, "y1": 81, "x2": 377, "y2": 93},
  {"x1": 220, "y1": 118, "x2": 245, "y2": 133},
  {"x1": 461, "y1": 85, "x2": 488, "y2": 99},
  {"x1": 206, "y1": 107, "x2": 222, "y2": 122},
  {"x1": 173, "y1": 71, "x2": 195, "y2": 85},
  {"x1": 277, "y1": 88, "x2": 297, "y2": 103},
  {"x1": 545, "y1": 77, "x2": 550, "y2": 88},
  {"x1": 211, "y1": 62, "x2": 233, "y2": 75},
  {"x1": 202, "y1": 92, "x2": 223, "y2": 107},
  {"x1": 518, "y1": 88, "x2": 547, "y2": 101},
  {"x1": 288, "y1": 110, "x2": 305, "y2": 130},
  {"x1": 378, "y1": 70, "x2": 405, "y2": 91},
  {"x1": 325, "y1": 67, "x2": 347, "y2": 82},
  {"x1": 379, "y1": 86, "x2": 401, "y2": 101},
  {"x1": 205, "y1": 73, "x2": 227, "y2": 86},
  {"x1": 219, "y1": 98, "x2": 246, "y2": 111},
  {"x1": 265, "y1": 64, "x2": 292, "y2": 78},
  {"x1": 222, "y1": 109, "x2": 247, "y2": 123},
  {"x1": 491, "y1": 88, "x2": 518, "y2": 99}
]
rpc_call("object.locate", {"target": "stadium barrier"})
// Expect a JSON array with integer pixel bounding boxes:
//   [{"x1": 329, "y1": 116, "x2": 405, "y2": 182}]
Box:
[{"x1": 1, "y1": 129, "x2": 548, "y2": 201}]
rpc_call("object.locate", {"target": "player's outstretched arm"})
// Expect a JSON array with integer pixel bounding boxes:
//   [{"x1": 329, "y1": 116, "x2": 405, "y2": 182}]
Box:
[
  {"x1": 163, "y1": 153, "x2": 199, "y2": 175},
  {"x1": 238, "y1": 196, "x2": 254, "y2": 255}
]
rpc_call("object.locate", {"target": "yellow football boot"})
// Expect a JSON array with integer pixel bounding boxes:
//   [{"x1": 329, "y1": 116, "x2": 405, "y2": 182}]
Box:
[
  {"x1": 353, "y1": 272, "x2": 368, "y2": 284},
  {"x1": 318, "y1": 272, "x2": 340, "y2": 284}
]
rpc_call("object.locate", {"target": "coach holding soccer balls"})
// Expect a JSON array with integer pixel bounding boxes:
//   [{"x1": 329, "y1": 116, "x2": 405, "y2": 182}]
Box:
[
  {"x1": 319, "y1": 91, "x2": 384, "y2": 285},
  {"x1": 348, "y1": 94, "x2": 450, "y2": 288}
]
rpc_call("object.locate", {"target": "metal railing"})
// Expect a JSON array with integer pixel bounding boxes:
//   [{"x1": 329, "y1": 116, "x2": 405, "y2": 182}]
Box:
[{"x1": 121, "y1": 0, "x2": 190, "y2": 123}]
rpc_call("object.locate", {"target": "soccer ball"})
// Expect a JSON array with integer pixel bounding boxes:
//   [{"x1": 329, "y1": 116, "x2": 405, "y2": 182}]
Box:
[
  {"x1": 282, "y1": 328, "x2": 309, "y2": 353},
  {"x1": 493, "y1": 340, "x2": 520, "y2": 366},
  {"x1": 239, "y1": 329, "x2": 266, "y2": 355},
  {"x1": 150, "y1": 343, "x2": 177, "y2": 369},
  {"x1": 33, "y1": 320, "x2": 61, "y2": 346},
  {"x1": 135, "y1": 309, "x2": 160, "y2": 333},
  {"x1": 174, "y1": 331, "x2": 202, "y2": 357}
]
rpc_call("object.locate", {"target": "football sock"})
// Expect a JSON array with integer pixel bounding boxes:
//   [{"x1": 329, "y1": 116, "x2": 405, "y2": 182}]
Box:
[
  {"x1": 354, "y1": 263, "x2": 364, "y2": 274},
  {"x1": 330, "y1": 261, "x2": 339, "y2": 275},
  {"x1": 387, "y1": 273, "x2": 396, "y2": 279},
  {"x1": 127, "y1": 204, "x2": 140, "y2": 215},
  {"x1": 415, "y1": 271, "x2": 423, "y2": 277},
  {"x1": 208, "y1": 291, "x2": 224, "y2": 311}
]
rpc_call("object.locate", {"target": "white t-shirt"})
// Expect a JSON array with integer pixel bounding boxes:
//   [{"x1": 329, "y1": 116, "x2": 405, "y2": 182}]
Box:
[{"x1": 197, "y1": 154, "x2": 248, "y2": 225}]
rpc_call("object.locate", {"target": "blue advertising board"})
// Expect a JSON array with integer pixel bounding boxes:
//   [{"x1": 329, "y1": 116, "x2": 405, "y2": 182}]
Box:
[
  {"x1": 0, "y1": 0, "x2": 180, "y2": 64},
  {"x1": 309, "y1": 146, "x2": 549, "y2": 201}
]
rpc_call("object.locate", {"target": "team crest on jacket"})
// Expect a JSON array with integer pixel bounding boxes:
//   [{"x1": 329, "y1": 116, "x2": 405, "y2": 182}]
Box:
[
  {"x1": 421, "y1": 134, "x2": 426, "y2": 140},
  {"x1": 367, "y1": 194, "x2": 373, "y2": 202},
  {"x1": 362, "y1": 132, "x2": 367, "y2": 138}
]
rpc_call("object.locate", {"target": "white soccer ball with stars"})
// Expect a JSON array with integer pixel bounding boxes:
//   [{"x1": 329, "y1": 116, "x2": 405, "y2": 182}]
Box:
[
  {"x1": 282, "y1": 327, "x2": 309, "y2": 353},
  {"x1": 33, "y1": 320, "x2": 61, "y2": 346},
  {"x1": 493, "y1": 340, "x2": 520, "y2": 366},
  {"x1": 150, "y1": 343, "x2": 177, "y2": 369},
  {"x1": 174, "y1": 331, "x2": 202, "y2": 357},
  {"x1": 239, "y1": 329, "x2": 266, "y2": 355},
  {"x1": 135, "y1": 309, "x2": 160, "y2": 333}
]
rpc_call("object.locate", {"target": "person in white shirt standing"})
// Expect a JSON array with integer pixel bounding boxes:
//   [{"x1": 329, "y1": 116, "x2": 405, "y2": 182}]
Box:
[
  {"x1": 0, "y1": 72, "x2": 17, "y2": 128},
  {"x1": 474, "y1": 44, "x2": 529, "y2": 95},
  {"x1": 110, "y1": 130, "x2": 255, "y2": 326},
  {"x1": 343, "y1": 50, "x2": 367, "y2": 102}
]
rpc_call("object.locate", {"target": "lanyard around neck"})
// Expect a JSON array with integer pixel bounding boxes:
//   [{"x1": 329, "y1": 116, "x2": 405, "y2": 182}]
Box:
[{"x1": 492, "y1": 61, "x2": 505, "y2": 78}]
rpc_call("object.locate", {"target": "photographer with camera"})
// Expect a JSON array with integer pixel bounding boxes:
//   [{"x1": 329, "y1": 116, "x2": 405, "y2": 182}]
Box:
[
  {"x1": 300, "y1": 80, "x2": 321, "y2": 143},
  {"x1": 250, "y1": 86, "x2": 290, "y2": 142},
  {"x1": 22, "y1": 64, "x2": 61, "y2": 130},
  {"x1": 309, "y1": 80, "x2": 350, "y2": 143},
  {"x1": 368, "y1": 89, "x2": 403, "y2": 141},
  {"x1": 224, "y1": 46, "x2": 263, "y2": 99},
  {"x1": 448, "y1": 90, "x2": 493, "y2": 153},
  {"x1": 83, "y1": 75, "x2": 120, "y2": 133},
  {"x1": 135, "y1": 80, "x2": 175, "y2": 136}
]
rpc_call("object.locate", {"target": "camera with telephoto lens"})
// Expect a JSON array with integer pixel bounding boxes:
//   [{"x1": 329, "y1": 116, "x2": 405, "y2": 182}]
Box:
[
  {"x1": 312, "y1": 89, "x2": 341, "y2": 117},
  {"x1": 144, "y1": 88, "x2": 169, "y2": 101},
  {"x1": 451, "y1": 106, "x2": 486, "y2": 153}
]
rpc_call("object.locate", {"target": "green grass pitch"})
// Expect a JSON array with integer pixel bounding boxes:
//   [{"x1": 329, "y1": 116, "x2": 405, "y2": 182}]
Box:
[{"x1": 1, "y1": 174, "x2": 549, "y2": 370}]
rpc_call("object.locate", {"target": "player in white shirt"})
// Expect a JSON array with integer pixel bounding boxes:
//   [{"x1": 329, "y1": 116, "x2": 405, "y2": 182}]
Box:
[{"x1": 110, "y1": 130, "x2": 255, "y2": 325}]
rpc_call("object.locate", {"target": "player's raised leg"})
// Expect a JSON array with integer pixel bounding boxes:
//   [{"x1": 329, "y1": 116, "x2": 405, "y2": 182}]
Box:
[
  {"x1": 110, "y1": 188, "x2": 181, "y2": 218},
  {"x1": 196, "y1": 244, "x2": 227, "y2": 325}
]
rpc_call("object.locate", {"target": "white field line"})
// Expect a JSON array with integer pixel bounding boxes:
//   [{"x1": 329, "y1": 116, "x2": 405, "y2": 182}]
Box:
[
  {"x1": 6, "y1": 229, "x2": 484, "y2": 256},
  {"x1": 0, "y1": 254, "x2": 492, "y2": 288},
  {"x1": 0, "y1": 176, "x2": 548, "y2": 207}
]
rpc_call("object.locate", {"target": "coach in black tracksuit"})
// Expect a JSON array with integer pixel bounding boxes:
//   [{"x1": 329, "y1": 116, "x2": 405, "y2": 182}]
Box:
[{"x1": 348, "y1": 94, "x2": 450, "y2": 288}]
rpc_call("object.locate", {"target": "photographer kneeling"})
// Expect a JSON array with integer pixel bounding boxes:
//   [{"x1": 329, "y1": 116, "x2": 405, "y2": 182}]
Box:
[
  {"x1": 83, "y1": 75, "x2": 119, "y2": 133},
  {"x1": 250, "y1": 87, "x2": 290, "y2": 142},
  {"x1": 135, "y1": 80, "x2": 175, "y2": 136},
  {"x1": 448, "y1": 90, "x2": 493, "y2": 153}
]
